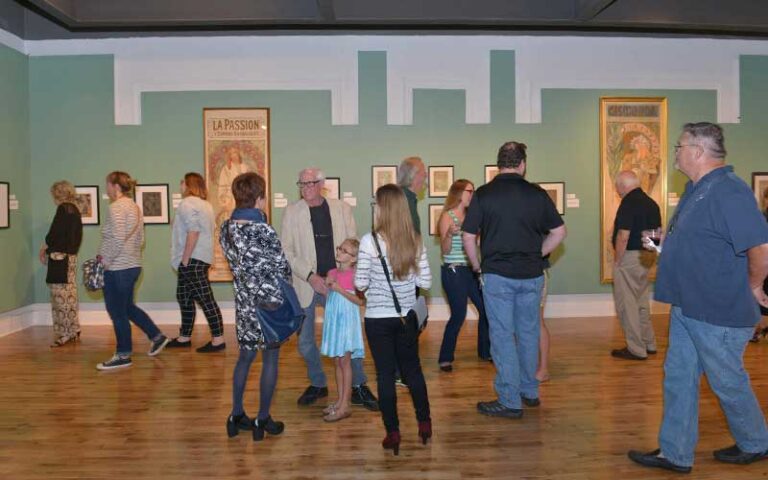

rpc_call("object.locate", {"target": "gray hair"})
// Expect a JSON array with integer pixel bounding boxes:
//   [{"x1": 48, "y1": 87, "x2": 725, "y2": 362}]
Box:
[
  {"x1": 397, "y1": 156, "x2": 424, "y2": 187},
  {"x1": 298, "y1": 167, "x2": 325, "y2": 181},
  {"x1": 615, "y1": 170, "x2": 640, "y2": 190},
  {"x1": 682, "y1": 122, "x2": 727, "y2": 159}
]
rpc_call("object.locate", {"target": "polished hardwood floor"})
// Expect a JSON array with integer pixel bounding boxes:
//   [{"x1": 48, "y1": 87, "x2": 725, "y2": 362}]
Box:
[{"x1": 1, "y1": 315, "x2": 767, "y2": 479}]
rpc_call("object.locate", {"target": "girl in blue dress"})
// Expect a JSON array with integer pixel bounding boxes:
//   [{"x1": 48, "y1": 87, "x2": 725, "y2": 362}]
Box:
[{"x1": 320, "y1": 238, "x2": 365, "y2": 422}]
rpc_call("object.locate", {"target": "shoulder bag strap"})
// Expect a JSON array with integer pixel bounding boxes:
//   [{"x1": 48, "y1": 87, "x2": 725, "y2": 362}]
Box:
[{"x1": 370, "y1": 231, "x2": 404, "y2": 321}]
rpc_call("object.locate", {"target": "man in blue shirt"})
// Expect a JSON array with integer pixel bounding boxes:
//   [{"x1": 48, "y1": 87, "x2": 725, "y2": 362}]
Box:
[{"x1": 628, "y1": 122, "x2": 768, "y2": 473}]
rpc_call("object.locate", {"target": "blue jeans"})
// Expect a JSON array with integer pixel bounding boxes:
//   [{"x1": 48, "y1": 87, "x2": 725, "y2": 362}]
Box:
[
  {"x1": 301, "y1": 292, "x2": 367, "y2": 387},
  {"x1": 659, "y1": 306, "x2": 768, "y2": 466},
  {"x1": 103, "y1": 267, "x2": 163, "y2": 355},
  {"x1": 482, "y1": 273, "x2": 544, "y2": 409},
  {"x1": 439, "y1": 265, "x2": 490, "y2": 363}
]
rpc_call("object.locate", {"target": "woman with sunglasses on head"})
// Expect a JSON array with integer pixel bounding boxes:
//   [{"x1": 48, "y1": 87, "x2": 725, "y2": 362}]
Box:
[
  {"x1": 355, "y1": 184, "x2": 432, "y2": 455},
  {"x1": 437, "y1": 179, "x2": 491, "y2": 372}
]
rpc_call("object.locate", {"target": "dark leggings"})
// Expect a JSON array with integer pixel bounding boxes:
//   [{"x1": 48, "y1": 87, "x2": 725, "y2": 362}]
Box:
[
  {"x1": 365, "y1": 317, "x2": 431, "y2": 433},
  {"x1": 231, "y1": 347, "x2": 280, "y2": 420}
]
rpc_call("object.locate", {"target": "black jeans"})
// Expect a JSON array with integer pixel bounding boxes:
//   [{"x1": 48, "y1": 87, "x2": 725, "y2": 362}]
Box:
[
  {"x1": 439, "y1": 265, "x2": 491, "y2": 362},
  {"x1": 365, "y1": 317, "x2": 431, "y2": 433}
]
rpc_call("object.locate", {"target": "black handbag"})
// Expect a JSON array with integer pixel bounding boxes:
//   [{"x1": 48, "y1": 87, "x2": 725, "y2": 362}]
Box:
[
  {"x1": 370, "y1": 232, "x2": 429, "y2": 334},
  {"x1": 46, "y1": 253, "x2": 69, "y2": 284}
]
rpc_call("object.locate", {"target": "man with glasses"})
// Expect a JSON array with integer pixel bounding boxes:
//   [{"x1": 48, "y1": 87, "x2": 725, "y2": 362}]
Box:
[
  {"x1": 281, "y1": 167, "x2": 378, "y2": 411},
  {"x1": 628, "y1": 122, "x2": 768, "y2": 473}
]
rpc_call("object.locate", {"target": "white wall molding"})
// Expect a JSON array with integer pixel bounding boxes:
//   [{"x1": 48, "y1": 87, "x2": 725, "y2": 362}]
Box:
[
  {"x1": 0, "y1": 28, "x2": 26, "y2": 54},
  {"x1": 0, "y1": 294, "x2": 672, "y2": 337},
  {"x1": 6, "y1": 31, "x2": 768, "y2": 126}
]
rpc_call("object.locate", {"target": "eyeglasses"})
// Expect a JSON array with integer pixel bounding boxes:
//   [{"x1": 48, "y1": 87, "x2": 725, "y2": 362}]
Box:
[
  {"x1": 674, "y1": 144, "x2": 698, "y2": 152},
  {"x1": 296, "y1": 180, "x2": 322, "y2": 188},
  {"x1": 464, "y1": 189, "x2": 474, "y2": 194},
  {"x1": 336, "y1": 246, "x2": 355, "y2": 256}
]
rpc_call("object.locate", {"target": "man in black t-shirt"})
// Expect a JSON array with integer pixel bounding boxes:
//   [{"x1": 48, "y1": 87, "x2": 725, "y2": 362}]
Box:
[
  {"x1": 463, "y1": 141, "x2": 566, "y2": 419},
  {"x1": 610, "y1": 171, "x2": 661, "y2": 361}
]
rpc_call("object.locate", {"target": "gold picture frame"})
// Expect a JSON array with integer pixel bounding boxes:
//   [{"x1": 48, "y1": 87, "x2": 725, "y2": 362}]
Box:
[
  {"x1": 203, "y1": 108, "x2": 271, "y2": 282},
  {"x1": 599, "y1": 97, "x2": 667, "y2": 283}
]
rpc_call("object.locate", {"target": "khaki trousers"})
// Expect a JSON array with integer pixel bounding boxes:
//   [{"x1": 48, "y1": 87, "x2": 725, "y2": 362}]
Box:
[{"x1": 612, "y1": 250, "x2": 656, "y2": 357}]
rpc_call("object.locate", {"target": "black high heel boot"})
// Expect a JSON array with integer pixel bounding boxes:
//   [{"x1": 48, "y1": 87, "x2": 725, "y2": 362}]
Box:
[
  {"x1": 418, "y1": 420, "x2": 432, "y2": 445},
  {"x1": 252, "y1": 416, "x2": 285, "y2": 441},
  {"x1": 226, "y1": 413, "x2": 252, "y2": 438}
]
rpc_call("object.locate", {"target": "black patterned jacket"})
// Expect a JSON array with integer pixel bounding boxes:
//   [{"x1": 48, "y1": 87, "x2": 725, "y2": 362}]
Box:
[{"x1": 220, "y1": 220, "x2": 292, "y2": 349}]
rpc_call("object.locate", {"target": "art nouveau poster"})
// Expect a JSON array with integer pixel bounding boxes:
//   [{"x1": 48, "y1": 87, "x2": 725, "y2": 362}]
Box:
[
  {"x1": 599, "y1": 98, "x2": 667, "y2": 283},
  {"x1": 204, "y1": 108, "x2": 270, "y2": 281}
]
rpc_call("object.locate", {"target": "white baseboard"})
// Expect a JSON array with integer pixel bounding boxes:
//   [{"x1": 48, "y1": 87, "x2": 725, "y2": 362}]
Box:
[{"x1": 0, "y1": 294, "x2": 671, "y2": 337}]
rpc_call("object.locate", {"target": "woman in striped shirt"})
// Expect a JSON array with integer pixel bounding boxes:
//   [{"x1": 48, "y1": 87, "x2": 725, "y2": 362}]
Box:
[
  {"x1": 95, "y1": 171, "x2": 169, "y2": 371},
  {"x1": 355, "y1": 184, "x2": 432, "y2": 455},
  {"x1": 437, "y1": 179, "x2": 490, "y2": 372}
]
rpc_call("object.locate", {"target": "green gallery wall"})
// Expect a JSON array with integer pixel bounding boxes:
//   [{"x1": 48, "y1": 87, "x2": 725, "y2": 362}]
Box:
[
  {"x1": 1, "y1": 44, "x2": 767, "y2": 310},
  {"x1": 0, "y1": 45, "x2": 32, "y2": 312}
]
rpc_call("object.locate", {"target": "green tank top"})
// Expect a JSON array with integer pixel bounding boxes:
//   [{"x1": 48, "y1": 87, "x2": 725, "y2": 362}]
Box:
[{"x1": 443, "y1": 210, "x2": 469, "y2": 265}]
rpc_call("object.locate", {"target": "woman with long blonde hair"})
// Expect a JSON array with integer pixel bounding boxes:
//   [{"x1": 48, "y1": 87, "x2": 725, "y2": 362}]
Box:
[
  {"x1": 355, "y1": 184, "x2": 432, "y2": 455},
  {"x1": 437, "y1": 179, "x2": 490, "y2": 371}
]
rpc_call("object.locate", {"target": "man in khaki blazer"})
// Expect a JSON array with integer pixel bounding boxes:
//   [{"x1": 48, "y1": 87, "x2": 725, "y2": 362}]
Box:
[{"x1": 281, "y1": 167, "x2": 378, "y2": 410}]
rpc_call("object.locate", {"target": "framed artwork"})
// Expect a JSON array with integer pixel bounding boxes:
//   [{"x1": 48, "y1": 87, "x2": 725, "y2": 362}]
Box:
[
  {"x1": 135, "y1": 184, "x2": 170, "y2": 224},
  {"x1": 74, "y1": 185, "x2": 100, "y2": 225},
  {"x1": 204, "y1": 107, "x2": 270, "y2": 281},
  {"x1": 484, "y1": 165, "x2": 499, "y2": 184},
  {"x1": 371, "y1": 165, "x2": 397, "y2": 195},
  {"x1": 323, "y1": 177, "x2": 340, "y2": 200},
  {"x1": 753, "y1": 172, "x2": 768, "y2": 213},
  {"x1": 536, "y1": 182, "x2": 565, "y2": 215},
  {"x1": 428, "y1": 204, "x2": 443, "y2": 236},
  {"x1": 0, "y1": 182, "x2": 8, "y2": 229},
  {"x1": 600, "y1": 97, "x2": 667, "y2": 283},
  {"x1": 428, "y1": 166, "x2": 454, "y2": 197}
]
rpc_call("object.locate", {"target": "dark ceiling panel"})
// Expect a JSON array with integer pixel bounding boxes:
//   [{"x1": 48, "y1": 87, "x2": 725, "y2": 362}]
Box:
[
  {"x1": 7, "y1": 0, "x2": 768, "y2": 39},
  {"x1": 0, "y1": 0, "x2": 25, "y2": 36}
]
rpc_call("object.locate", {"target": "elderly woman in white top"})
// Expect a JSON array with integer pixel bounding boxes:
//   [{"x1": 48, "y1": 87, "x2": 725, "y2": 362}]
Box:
[
  {"x1": 95, "y1": 171, "x2": 169, "y2": 371},
  {"x1": 355, "y1": 184, "x2": 432, "y2": 456},
  {"x1": 166, "y1": 172, "x2": 225, "y2": 352}
]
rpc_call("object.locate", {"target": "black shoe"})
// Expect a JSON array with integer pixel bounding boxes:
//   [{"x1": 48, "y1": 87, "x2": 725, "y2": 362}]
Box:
[
  {"x1": 476, "y1": 400, "x2": 523, "y2": 419},
  {"x1": 627, "y1": 449, "x2": 691, "y2": 473},
  {"x1": 148, "y1": 335, "x2": 170, "y2": 357},
  {"x1": 253, "y1": 416, "x2": 284, "y2": 441},
  {"x1": 521, "y1": 396, "x2": 540, "y2": 407},
  {"x1": 713, "y1": 444, "x2": 768, "y2": 464},
  {"x1": 646, "y1": 349, "x2": 658, "y2": 355},
  {"x1": 226, "y1": 413, "x2": 252, "y2": 438},
  {"x1": 611, "y1": 347, "x2": 647, "y2": 360},
  {"x1": 297, "y1": 385, "x2": 328, "y2": 406},
  {"x1": 196, "y1": 341, "x2": 226, "y2": 353},
  {"x1": 351, "y1": 384, "x2": 379, "y2": 411},
  {"x1": 439, "y1": 363, "x2": 453, "y2": 372},
  {"x1": 166, "y1": 338, "x2": 192, "y2": 348}
]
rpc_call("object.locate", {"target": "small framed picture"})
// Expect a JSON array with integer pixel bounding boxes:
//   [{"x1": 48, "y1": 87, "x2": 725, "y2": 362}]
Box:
[
  {"x1": 135, "y1": 184, "x2": 170, "y2": 224},
  {"x1": 0, "y1": 182, "x2": 9, "y2": 229},
  {"x1": 323, "y1": 177, "x2": 340, "y2": 200},
  {"x1": 75, "y1": 185, "x2": 100, "y2": 225},
  {"x1": 428, "y1": 166, "x2": 454, "y2": 197},
  {"x1": 428, "y1": 204, "x2": 443, "y2": 236},
  {"x1": 537, "y1": 182, "x2": 565, "y2": 215},
  {"x1": 372, "y1": 165, "x2": 398, "y2": 195},
  {"x1": 484, "y1": 165, "x2": 499, "y2": 184},
  {"x1": 752, "y1": 172, "x2": 768, "y2": 213}
]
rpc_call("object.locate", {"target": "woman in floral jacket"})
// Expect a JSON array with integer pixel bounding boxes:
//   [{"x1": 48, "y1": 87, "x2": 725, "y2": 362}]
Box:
[{"x1": 220, "y1": 172, "x2": 292, "y2": 442}]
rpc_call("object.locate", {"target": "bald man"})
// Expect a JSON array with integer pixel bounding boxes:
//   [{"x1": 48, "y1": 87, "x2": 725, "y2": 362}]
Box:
[{"x1": 610, "y1": 170, "x2": 662, "y2": 360}]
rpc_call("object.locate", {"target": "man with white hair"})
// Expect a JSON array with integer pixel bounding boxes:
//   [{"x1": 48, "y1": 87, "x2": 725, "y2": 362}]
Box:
[
  {"x1": 281, "y1": 167, "x2": 378, "y2": 410},
  {"x1": 397, "y1": 156, "x2": 427, "y2": 234},
  {"x1": 610, "y1": 170, "x2": 661, "y2": 360}
]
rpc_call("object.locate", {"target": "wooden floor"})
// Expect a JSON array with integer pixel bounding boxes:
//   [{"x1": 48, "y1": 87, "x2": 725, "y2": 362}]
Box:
[{"x1": 1, "y1": 316, "x2": 767, "y2": 480}]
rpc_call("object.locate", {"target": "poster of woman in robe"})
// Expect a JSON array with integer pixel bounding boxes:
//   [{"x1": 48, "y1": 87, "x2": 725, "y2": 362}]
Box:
[
  {"x1": 599, "y1": 98, "x2": 667, "y2": 283},
  {"x1": 203, "y1": 108, "x2": 270, "y2": 282}
]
